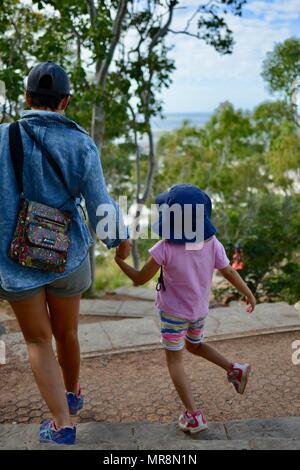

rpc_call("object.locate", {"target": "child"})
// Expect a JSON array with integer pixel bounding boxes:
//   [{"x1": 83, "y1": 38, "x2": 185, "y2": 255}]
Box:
[{"x1": 115, "y1": 184, "x2": 256, "y2": 434}]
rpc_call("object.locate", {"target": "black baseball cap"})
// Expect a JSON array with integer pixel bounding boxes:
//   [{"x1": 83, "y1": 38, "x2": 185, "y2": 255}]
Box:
[{"x1": 26, "y1": 61, "x2": 71, "y2": 96}]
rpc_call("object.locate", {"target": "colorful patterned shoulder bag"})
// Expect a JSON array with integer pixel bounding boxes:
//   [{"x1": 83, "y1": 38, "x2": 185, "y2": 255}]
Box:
[{"x1": 8, "y1": 121, "x2": 74, "y2": 273}]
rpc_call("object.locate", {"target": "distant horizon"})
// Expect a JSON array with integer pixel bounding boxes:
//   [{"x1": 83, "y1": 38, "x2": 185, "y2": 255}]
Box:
[
  {"x1": 157, "y1": 111, "x2": 212, "y2": 115},
  {"x1": 151, "y1": 111, "x2": 212, "y2": 132}
]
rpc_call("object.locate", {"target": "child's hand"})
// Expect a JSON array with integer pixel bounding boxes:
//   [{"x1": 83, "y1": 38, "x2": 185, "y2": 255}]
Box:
[
  {"x1": 246, "y1": 294, "x2": 256, "y2": 313},
  {"x1": 115, "y1": 240, "x2": 132, "y2": 260}
]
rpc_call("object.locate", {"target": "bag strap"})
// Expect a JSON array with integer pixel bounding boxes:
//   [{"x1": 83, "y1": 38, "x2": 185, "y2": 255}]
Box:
[
  {"x1": 156, "y1": 266, "x2": 166, "y2": 292},
  {"x1": 20, "y1": 120, "x2": 75, "y2": 201},
  {"x1": 9, "y1": 122, "x2": 24, "y2": 194}
]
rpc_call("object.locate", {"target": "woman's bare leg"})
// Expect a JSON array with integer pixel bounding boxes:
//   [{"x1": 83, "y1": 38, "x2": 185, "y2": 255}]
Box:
[
  {"x1": 165, "y1": 349, "x2": 197, "y2": 413},
  {"x1": 9, "y1": 291, "x2": 71, "y2": 428},
  {"x1": 186, "y1": 341, "x2": 232, "y2": 371},
  {"x1": 47, "y1": 294, "x2": 81, "y2": 394}
]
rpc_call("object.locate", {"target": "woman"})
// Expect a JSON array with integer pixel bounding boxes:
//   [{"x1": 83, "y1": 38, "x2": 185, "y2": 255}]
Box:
[{"x1": 0, "y1": 61, "x2": 131, "y2": 445}]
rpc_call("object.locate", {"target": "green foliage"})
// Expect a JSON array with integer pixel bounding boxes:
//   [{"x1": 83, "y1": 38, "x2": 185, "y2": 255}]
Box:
[
  {"x1": 93, "y1": 248, "x2": 157, "y2": 292},
  {"x1": 263, "y1": 262, "x2": 300, "y2": 305},
  {"x1": 0, "y1": 0, "x2": 249, "y2": 293},
  {"x1": 94, "y1": 252, "x2": 132, "y2": 292},
  {"x1": 216, "y1": 192, "x2": 300, "y2": 297},
  {"x1": 196, "y1": 0, "x2": 246, "y2": 54},
  {"x1": 262, "y1": 37, "x2": 300, "y2": 103},
  {"x1": 0, "y1": 0, "x2": 246, "y2": 129},
  {"x1": 101, "y1": 140, "x2": 135, "y2": 199},
  {"x1": 154, "y1": 101, "x2": 300, "y2": 303}
]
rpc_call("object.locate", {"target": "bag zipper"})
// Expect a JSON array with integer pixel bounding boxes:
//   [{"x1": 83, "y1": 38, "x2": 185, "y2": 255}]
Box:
[{"x1": 33, "y1": 215, "x2": 67, "y2": 228}]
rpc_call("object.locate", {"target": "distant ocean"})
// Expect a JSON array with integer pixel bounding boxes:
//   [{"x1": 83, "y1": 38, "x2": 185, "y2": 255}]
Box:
[{"x1": 151, "y1": 112, "x2": 212, "y2": 133}]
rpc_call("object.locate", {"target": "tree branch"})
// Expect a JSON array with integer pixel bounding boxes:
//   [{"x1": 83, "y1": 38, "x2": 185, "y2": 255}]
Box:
[
  {"x1": 11, "y1": 20, "x2": 28, "y2": 70},
  {"x1": 140, "y1": 126, "x2": 155, "y2": 204},
  {"x1": 86, "y1": 0, "x2": 97, "y2": 24},
  {"x1": 71, "y1": 24, "x2": 83, "y2": 64},
  {"x1": 168, "y1": 29, "x2": 202, "y2": 40},
  {"x1": 148, "y1": 0, "x2": 177, "y2": 53},
  {"x1": 128, "y1": 102, "x2": 142, "y2": 200},
  {"x1": 95, "y1": 0, "x2": 128, "y2": 87},
  {"x1": 183, "y1": 6, "x2": 201, "y2": 33}
]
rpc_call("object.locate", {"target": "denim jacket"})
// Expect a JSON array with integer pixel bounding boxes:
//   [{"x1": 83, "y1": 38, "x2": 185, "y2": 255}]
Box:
[{"x1": 0, "y1": 110, "x2": 127, "y2": 292}]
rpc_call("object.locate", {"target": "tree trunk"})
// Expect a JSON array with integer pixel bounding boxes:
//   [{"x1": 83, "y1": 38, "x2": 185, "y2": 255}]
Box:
[
  {"x1": 92, "y1": 101, "x2": 106, "y2": 150},
  {"x1": 131, "y1": 239, "x2": 140, "y2": 271},
  {"x1": 85, "y1": 1, "x2": 128, "y2": 297},
  {"x1": 85, "y1": 92, "x2": 105, "y2": 297}
]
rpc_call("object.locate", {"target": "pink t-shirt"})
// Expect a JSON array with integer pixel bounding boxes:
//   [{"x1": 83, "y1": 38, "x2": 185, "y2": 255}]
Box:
[{"x1": 149, "y1": 236, "x2": 230, "y2": 321}]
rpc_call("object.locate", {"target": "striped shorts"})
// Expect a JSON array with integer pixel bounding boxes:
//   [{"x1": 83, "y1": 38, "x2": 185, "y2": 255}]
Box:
[{"x1": 159, "y1": 311, "x2": 207, "y2": 351}]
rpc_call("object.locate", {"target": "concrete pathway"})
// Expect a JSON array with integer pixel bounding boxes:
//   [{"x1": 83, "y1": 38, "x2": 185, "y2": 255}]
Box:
[
  {"x1": 1, "y1": 417, "x2": 300, "y2": 450},
  {"x1": 79, "y1": 298, "x2": 300, "y2": 327},
  {"x1": 109, "y1": 274, "x2": 225, "y2": 301},
  {"x1": 2, "y1": 317, "x2": 160, "y2": 362},
  {"x1": 206, "y1": 301, "x2": 300, "y2": 339},
  {"x1": 2, "y1": 301, "x2": 300, "y2": 362},
  {"x1": 80, "y1": 299, "x2": 156, "y2": 318},
  {"x1": 110, "y1": 286, "x2": 156, "y2": 301}
]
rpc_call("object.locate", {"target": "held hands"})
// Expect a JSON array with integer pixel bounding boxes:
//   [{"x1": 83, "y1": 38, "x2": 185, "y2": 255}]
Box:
[{"x1": 115, "y1": 239, "x2": 132, "y2": 260}]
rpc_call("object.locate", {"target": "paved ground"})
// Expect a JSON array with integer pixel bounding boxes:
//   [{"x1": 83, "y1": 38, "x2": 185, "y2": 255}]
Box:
[
  {"x1": 1, "y1": 417, "x2": 300, "y2": 449},
  {"x1": 1, "y1": 331, "x2": 300, "y2": 426},
  {"x1": 2, "y1": 301, "x2": 299, "y2": 361},
  {"x1": 110, "y1": 286, "x2": 157, "y2": 301}
]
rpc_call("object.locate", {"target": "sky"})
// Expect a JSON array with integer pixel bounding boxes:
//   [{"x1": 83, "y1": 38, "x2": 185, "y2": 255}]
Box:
[{"x1": 161, "y1": 0, "x2": 300, "y2": 113}]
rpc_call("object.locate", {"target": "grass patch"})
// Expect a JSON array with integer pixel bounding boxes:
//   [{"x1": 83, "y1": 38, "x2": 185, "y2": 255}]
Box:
[{"x1": 94, "y1": 250, "x2": 158, "y2": 293}]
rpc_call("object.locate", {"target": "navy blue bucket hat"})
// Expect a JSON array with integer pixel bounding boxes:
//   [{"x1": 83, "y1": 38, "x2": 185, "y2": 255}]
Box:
[{"x1": 153, "y1": 184, "x2": 216, "y2": 244}]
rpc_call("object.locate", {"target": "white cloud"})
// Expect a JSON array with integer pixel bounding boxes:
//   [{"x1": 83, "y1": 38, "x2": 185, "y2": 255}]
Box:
[
  {"x1": 245, "y1": 0, "x2": 300, "y2": 22},
  {"x1": 160, "y1": 0, "x2": 300, "y2": 112}
]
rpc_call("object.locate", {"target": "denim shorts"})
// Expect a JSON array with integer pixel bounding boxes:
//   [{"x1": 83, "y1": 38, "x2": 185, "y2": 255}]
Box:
[
  {"x1": 159, "y1": 311, "x2": 207, "y2": 351},
  {"x1": 0, "y1": 256, "x2": 92, "y2": 302}
]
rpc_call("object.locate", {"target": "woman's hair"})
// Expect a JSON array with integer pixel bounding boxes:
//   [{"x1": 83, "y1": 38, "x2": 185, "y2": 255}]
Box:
[{"x1": 28, "y1": 92, "x2": 68, "y2": 111}]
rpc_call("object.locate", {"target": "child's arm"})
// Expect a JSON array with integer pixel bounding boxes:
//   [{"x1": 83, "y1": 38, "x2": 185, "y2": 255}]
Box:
[
  {"x1": 218, "y1": 264, "x2": 256, "y2": 313},
  {"x1": 114, "y1": 253, "x2": 161, "y2": 286}
]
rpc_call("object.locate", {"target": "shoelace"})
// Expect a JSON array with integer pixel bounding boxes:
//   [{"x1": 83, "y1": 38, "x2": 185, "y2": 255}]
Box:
[
  {"x1": 228, "y1": 369, "x2": 240, "y2": 379},
  {"x1": 186, "y1": 411, "x2": 201, "y2": 424}
]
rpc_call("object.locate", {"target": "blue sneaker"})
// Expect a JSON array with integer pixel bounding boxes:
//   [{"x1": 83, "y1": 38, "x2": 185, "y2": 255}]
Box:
[
  {"x1": 66, "y1": 388, "x2": 84, "y2": 416},
  {"x1": 39, "y1": 419, "x2": 76, "y2": 445}
]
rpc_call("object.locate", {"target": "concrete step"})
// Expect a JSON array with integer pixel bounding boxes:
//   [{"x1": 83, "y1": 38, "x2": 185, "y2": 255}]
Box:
[{"x1": 1, "y1": 417, "x2": 300, "y2": 450}]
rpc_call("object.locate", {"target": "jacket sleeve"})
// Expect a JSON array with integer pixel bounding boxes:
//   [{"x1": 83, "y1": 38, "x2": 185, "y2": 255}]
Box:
[{"x1": 80, "y1": 142, "x2": 129, "y2": 249}]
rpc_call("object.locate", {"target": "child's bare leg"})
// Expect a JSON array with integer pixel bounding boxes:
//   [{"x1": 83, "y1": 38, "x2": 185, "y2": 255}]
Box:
[
  {"x1": 186, "y1": 341, "x2": 231, "y2": 372},
  {"x1": 165, "y1": 349, "x2": 197, "y2": 413}
]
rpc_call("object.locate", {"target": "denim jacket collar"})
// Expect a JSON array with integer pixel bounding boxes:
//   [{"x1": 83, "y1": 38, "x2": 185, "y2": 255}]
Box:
[{"x1": 21, "y1": 110, "x2": 88, "y2": 135}]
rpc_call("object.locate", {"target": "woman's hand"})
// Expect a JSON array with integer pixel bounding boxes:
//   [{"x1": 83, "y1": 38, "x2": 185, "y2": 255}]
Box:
[{"x1": 116, "y1": 240, "x2": 132, "y2": 260}]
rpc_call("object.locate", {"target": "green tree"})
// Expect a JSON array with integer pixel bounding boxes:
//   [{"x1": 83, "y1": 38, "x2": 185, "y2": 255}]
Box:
[
  {"x1": 154, "y1": 101, "x2": 300, "y2": 302},
  {"x1": 261, "y1": 38, "x2": 300, "y2": 115},
  {"x1": 0, "y1": 0, "x2": 246, "y2": 292}
]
